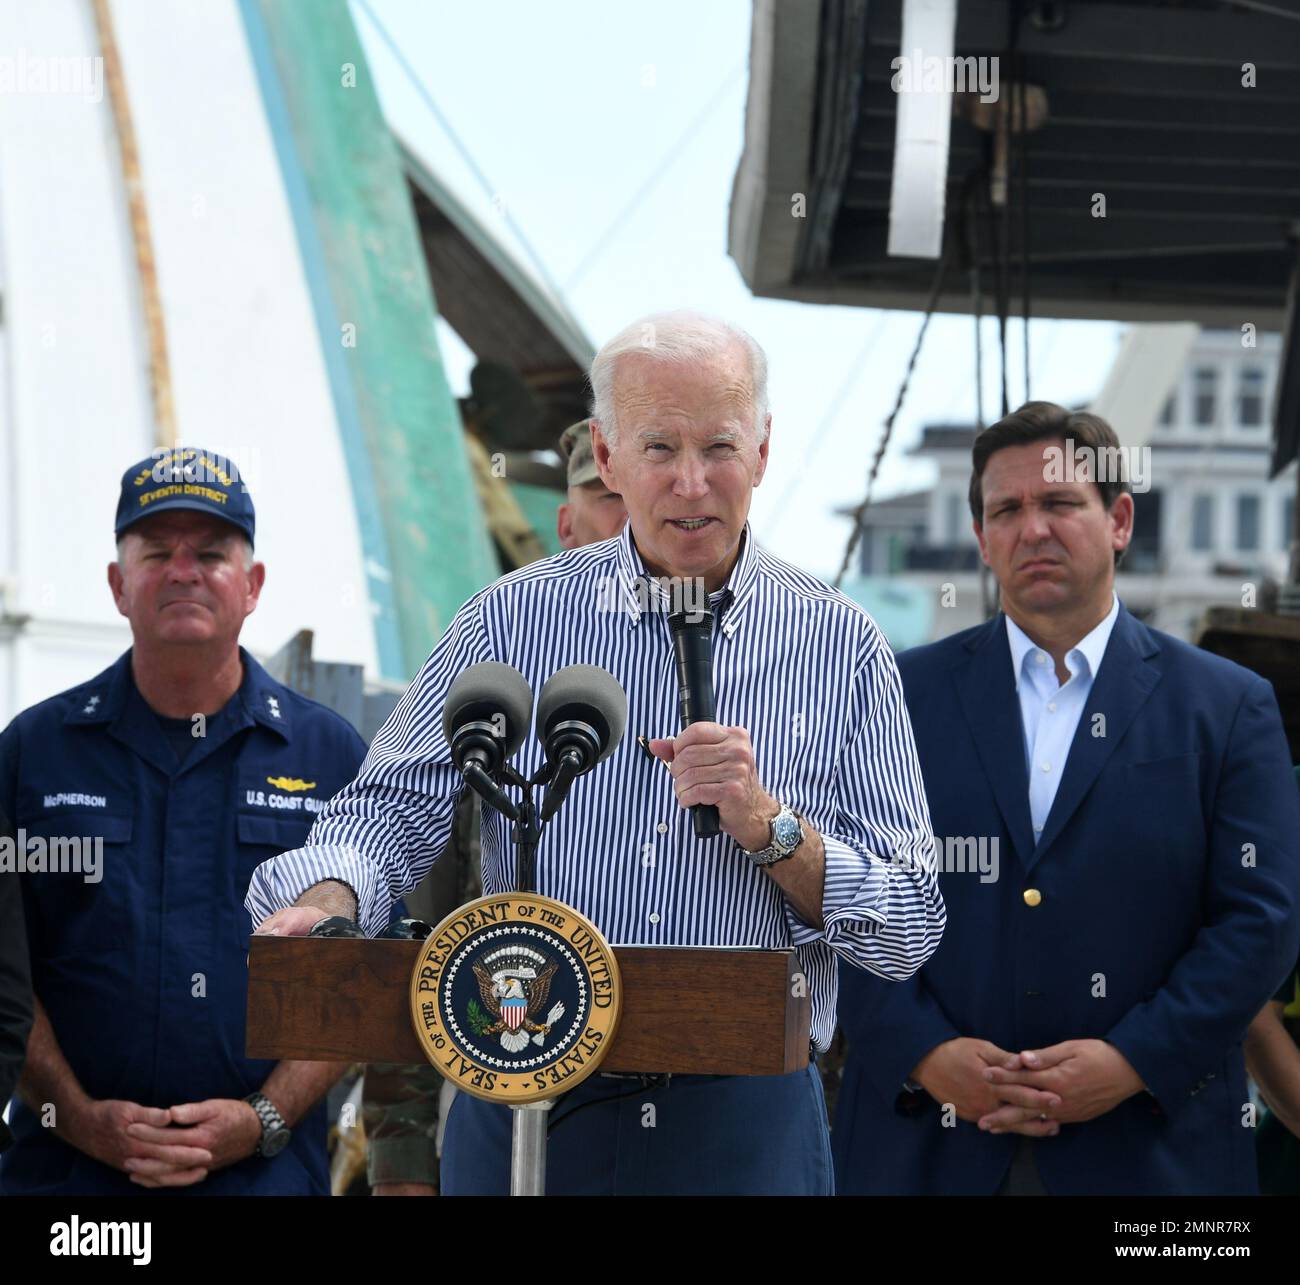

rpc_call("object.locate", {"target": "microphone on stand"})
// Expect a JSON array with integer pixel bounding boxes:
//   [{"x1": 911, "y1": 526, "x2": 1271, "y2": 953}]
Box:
[
  {"x1": 535, "y1": 665, "x2": 627, "y2": 822},
  {"x1": 441, "y1": 662, "x2": 534, "y2": 819},
  {"x1": 667, "y1": 606, "x2": 720, "y2": 839}
]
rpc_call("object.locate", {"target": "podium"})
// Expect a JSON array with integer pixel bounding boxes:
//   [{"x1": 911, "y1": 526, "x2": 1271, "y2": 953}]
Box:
[{"x1": 247, "y1": 936, "x2": 812, "y2": 1192}]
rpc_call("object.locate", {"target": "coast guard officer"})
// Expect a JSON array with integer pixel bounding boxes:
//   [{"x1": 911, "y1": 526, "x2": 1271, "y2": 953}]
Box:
[{"x1": 0, "y1": 449, "x2": 367, "y2": 1194}]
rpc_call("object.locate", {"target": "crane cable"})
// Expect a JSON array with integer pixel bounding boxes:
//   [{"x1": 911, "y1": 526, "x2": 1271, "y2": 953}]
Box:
[{"x1": 833, "y1": 240, "x2": 955, "y2": 589}]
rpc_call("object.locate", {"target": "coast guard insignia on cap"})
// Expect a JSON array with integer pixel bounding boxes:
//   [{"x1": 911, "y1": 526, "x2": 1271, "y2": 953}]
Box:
[{"x1": 410, "y1": 892, "x2": 621, "y2": 1104}]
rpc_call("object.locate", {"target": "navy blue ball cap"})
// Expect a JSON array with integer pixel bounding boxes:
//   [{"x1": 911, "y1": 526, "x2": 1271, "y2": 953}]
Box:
[{"x1": 115, "y1": 447, "x2": 255, "y2": 546}]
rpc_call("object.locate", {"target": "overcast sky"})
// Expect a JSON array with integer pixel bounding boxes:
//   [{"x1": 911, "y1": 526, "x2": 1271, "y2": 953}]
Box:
[{"x1": 357, "y1": 0, "x2": 1123, "y2": 580}]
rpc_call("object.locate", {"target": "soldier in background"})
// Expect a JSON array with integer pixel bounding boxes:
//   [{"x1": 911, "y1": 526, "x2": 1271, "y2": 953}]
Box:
[{"x1": 556, "y1": 418, "x2": 627, "y2": 549}]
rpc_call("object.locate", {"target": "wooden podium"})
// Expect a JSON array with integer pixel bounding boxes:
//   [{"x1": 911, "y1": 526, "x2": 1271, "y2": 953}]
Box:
[
  {"x1": 247, "y1": 938, "x2": 811, "y2": 1076},
  {"x1": 248, "y1": 934, "x2": 811, "y2": 1194}
]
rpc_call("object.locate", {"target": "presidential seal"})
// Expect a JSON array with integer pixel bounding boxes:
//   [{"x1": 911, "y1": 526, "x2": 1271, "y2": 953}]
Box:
[{"x1": 409, "y1": 893, "x2": 621, "y2": 1104}]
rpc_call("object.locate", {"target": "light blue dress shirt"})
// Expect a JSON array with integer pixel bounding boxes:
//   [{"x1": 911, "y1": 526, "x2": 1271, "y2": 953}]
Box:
[{"x1": 1005, "y1": 594, "x2": 1120, "y2": 841}]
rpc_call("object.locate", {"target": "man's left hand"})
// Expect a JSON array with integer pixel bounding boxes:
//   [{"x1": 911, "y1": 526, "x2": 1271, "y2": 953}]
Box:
[
  {"x1": 649, "y1": 722, "x2": 776, "y2": 851},
  {"x1": 124, "y1": 1098, "x2": 262, "y2": 1186},
  {"x1": 979, "y1": 1039, "x2": 1145, "y2": 1129}
]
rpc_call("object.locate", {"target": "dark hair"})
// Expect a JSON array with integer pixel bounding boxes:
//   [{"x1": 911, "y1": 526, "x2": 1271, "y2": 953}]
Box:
[{"x1": 968, "y1": 400, "x2": 1132, "y2": 523}]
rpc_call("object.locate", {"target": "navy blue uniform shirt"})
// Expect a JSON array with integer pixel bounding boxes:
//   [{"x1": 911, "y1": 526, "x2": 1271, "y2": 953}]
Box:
[{"x1": 0, "y1": 648, "x2": 367, "y2": 1195}]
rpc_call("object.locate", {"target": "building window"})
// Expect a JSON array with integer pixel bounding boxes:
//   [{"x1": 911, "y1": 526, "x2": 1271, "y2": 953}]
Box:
[
  {"x1": 944, "y1": 493, "x2": 962, "y2": 545},
  {"x1": 1194, "y1": 367, "x2": 1218, "y2": 428},
  {"x1": 858, "y1": 528, "x2": 875, "y2": 576},
  {"x1": 1236, "y1": 493, "x2": 1261, "y2": 552},
  {"x1": 1283, "y1": 495, "x2": 1296, "y2": 552},
  {"x1": 1237, "y1": 367, "x2": 1265, "y2": 428},
  {"x1": 1191, "y1": 494, "x2": 1214, "y2": 551},
  {"x1": 1157, "y1": 394, "x2": 1175, "y2": 428}
]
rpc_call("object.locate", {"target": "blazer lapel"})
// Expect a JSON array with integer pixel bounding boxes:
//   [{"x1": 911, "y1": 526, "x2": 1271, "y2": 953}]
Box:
[
  {"x1": 954, "y1": 615, "x2": 1038, "y2": 869},
  {"x1": 1027, "y1": 605, "x2": 1162, "y2": 873}
]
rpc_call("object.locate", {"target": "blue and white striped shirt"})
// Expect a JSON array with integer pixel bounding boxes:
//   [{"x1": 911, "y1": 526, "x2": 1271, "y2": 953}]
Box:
[{"x1": 245, "y1": 522, "x2": 945, "y2": 1050}]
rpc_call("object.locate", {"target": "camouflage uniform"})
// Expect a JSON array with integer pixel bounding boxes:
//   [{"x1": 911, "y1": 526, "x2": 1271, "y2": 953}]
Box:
[{"x1": 363, "y1": 794, "x2": 481, "y2": 1189}]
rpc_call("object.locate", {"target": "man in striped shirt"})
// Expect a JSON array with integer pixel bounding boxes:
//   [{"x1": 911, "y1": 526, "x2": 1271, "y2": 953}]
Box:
[{"x1": 248, "y1": 310, "x2": 945, "y2": 1195}]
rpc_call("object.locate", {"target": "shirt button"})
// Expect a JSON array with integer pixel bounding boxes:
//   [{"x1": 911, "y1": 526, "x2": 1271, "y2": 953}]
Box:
[
  {"x1": 1040, "y1": 761, "x2": 1051, "y2": 772},
  {"x1": 1047, "y1": 702, "x2": 1057, "y2": 713},
  {"x1": 1023, "y1": 888, "x2": 1042, "y2": 907},
  {"x1": 648, "y1": 912, "x2": 661, "y2": 925},
  {"x1": 656, "y1": 822, "x2": 668, "y2": 834},
  {"x1": 1035, "y1": 652, "x2": 1046, "y2": 665}
]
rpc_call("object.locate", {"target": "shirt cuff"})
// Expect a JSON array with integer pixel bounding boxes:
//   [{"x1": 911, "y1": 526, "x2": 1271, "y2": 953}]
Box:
[
  {"x1": 244, "y1": 845, "x2": 391, "y2": 937},
  {"x1": 781, "y1": 834, "x2": 887, "y2": 947}
]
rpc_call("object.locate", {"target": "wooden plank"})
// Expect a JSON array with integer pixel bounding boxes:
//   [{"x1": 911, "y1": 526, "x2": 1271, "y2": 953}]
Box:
[
  {"x1": 1196, "y1": 607, "x2": 1300, "y2": 646},
  {"x1": 247, "y1": 938, "x2": 810, "y2": 1077},
  {"x1": 1196, "y1": 609, "x2": 1300, "y2": 764}
]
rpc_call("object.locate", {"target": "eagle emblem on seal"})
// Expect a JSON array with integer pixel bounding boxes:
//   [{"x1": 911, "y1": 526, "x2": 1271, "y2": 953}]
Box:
[{"x1": 470, "y1": 945, "x2": 567, "y2": 1053}]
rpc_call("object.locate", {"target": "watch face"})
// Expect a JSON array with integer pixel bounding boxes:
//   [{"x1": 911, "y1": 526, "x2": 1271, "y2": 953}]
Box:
[
  {"x1": 261, "y1": 1127, "x2": 292, "y2": 1158},
  {"x1": 773, "y1": 810, "x2": 802, "y2": 851}
]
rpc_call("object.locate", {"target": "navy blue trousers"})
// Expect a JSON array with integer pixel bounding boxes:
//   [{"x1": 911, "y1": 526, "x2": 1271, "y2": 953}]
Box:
[{"x1": 442, "y1": 1065, "x2": 833, "y2": 1196}]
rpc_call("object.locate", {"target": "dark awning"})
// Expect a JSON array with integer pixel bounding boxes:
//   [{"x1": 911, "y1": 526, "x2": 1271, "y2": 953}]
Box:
[
  {"x1": 730, "y1": 0, "x2": 1300, "y2": 326},
  {"x1": 400, "y1": 136, "x2": 595, "y2": 452}
]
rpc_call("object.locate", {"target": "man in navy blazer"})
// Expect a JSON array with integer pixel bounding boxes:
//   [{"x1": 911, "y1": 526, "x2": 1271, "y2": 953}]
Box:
[{"x1": 834, "y1": 401, "x2": 1300, "y2": 1195}]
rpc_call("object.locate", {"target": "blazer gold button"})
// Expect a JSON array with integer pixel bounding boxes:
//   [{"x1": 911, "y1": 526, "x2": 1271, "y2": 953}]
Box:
[{"x1": 1023, "y1": 888, "x2": 1042, "y2": 907}]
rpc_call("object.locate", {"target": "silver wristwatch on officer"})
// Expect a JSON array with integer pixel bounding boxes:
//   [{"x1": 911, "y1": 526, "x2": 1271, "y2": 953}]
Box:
[
  {"x1": 244, "y1": 1092, "x2": 292, "y2": 1158},
  {"x1": 741, "y1": 803, "x2": 804, "y2": 866}
]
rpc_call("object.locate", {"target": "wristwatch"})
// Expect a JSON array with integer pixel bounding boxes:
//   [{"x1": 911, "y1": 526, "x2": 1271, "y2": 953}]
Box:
[
  {"x1": 244, "y1": 1092, "x2": 292, "y2": 1158},
  {"x1": 741, "y1": 803, "x2": 804, "y2": 866}
]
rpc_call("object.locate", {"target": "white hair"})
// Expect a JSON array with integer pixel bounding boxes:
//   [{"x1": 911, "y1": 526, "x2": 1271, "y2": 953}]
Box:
[{"x1": 589, "y1": 309, "x2": 770, "y2": 446}]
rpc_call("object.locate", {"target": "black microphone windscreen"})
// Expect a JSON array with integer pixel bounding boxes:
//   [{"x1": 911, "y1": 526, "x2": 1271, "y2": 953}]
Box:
[
  {"x1": 536, "y1": 665, "x2": 627, "y2": 766},
  {"x1": 667, "y1": 605, "x2": 713, "y2": 636},
  {"x1": 442, "y1": 662, "x2": 533, "y2": 757}
]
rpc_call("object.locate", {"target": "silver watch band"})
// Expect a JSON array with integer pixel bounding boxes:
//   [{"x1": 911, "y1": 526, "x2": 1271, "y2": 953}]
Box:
[
  {"x1": 742, "y1": 804, "x2": 803, "y2": 864},
  {"x1": 245, "y1": 1092, "x2": 289, "y2": 1156}
]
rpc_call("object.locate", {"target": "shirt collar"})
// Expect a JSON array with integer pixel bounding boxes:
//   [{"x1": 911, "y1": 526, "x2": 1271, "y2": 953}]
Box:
[
  {"x1": 62, "y1": 646, "x2": 292, "y2": 740},
  {"x1": 238, "y1": 649, "x2": 294, "y2": 740},
  {"x1": 1005, "y1": 592, "x2": 1120, "y2": 687},
  {"x1": 63, "y1": 651, "x2": 133, "y2": 725},
  {"x1": 612, "y1": 520, "x2": 761, "y2": 637}
]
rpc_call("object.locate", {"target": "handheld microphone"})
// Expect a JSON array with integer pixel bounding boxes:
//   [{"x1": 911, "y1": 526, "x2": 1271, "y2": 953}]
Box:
[
  {"x1": 535, "y1": 665, "x2": 627, "y2": 822},
  {"x1": 667, "y1": 607, "x2": 720, "y2": 838},
  {"x1": 442, "y1": 662, "x2": 533, "y2": 819}
]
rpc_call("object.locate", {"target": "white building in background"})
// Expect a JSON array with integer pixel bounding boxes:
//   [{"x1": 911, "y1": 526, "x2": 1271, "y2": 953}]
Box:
[
  {"x1": 847, "y1": 328, "x2": 1296, "y2": 643},
  {"x1": 0, "y1": 0, "x2": 588, "y2": 728},
  {"x1": 0, "y1": 0, "x2": 381, "y2": 725}
]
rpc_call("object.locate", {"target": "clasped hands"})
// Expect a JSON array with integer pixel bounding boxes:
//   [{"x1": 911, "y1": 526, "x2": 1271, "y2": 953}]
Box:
[
  {"x1": 68, "y1": 1095, "x2": 263, "y2": 1187},
  {"x1": 912, "y1": 1037, "x2": 1145, "y2": 1137}
]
